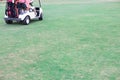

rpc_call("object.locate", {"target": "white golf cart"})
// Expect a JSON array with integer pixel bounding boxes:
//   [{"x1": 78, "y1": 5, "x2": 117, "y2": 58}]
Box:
[{"x1": 4, "y1": 0, "x2": 43, "y2": 25}]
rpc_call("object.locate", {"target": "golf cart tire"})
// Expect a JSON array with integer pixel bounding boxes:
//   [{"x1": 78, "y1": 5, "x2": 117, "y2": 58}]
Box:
[
  {"x1": 5, "y1": 20, "x2": 13, "y2": 24},
  {"x1": 23, "y1": 16, "x2": 30, "y2": 25},
  {"x1": 39, "y1": 13, "x2": 43, "y2": 20}
]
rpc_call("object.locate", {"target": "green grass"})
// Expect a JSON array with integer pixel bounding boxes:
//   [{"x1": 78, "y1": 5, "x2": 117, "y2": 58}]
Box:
[{"x1": 0, "y1": 0, "x2": 120, "y2": 80}]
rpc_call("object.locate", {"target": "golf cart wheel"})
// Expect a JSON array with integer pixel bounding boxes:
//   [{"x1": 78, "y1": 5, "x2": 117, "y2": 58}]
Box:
[
  {"x1": 23, "y1": 16, "x2": 30, "y2": 25},
  {"x1": 39, "y1": 13, "x2": 43, "y2": 20},
  {"x1": 5, "y1": 20, "x2": 13, "y2": 24}
]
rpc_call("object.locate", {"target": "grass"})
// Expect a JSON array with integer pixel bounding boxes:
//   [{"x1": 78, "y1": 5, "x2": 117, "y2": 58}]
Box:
[{"x1": 0, "y1": 0, "x2": 120, "y2": 80}]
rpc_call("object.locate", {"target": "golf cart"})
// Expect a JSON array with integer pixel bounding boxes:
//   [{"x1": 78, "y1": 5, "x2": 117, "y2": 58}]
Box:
[{"x1": 4, "y1": 0, "x2": 43, "y2": 25}]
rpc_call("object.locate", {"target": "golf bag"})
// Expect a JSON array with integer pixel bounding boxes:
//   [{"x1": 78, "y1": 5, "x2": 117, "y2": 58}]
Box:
[{"x1": 5, "y1": 1, "x2": 17, "y2": 18}]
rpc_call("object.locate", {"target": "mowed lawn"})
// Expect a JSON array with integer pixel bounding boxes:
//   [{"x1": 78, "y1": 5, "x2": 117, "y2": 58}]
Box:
[{"x1": 0, "y1": 0, "x2": 120, "y2": 80}]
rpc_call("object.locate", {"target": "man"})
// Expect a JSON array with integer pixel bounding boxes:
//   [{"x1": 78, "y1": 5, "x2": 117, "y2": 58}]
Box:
[{"x1": 15, "y1": 0, "x2": 27, "y2": 16}]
